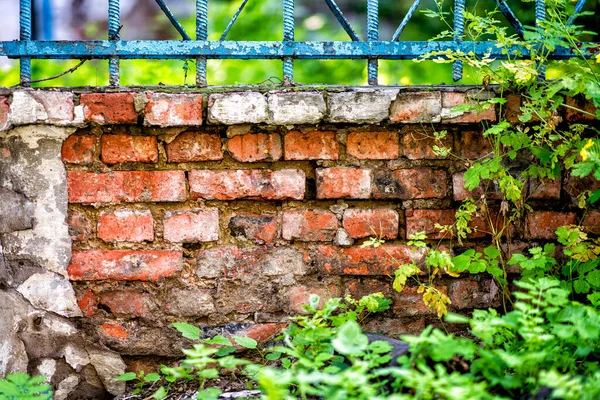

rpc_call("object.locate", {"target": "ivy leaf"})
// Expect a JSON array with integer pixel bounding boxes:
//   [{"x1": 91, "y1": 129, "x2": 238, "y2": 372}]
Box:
[
  {"x1": 574, "y1": 279, "x2": 591, "y2": 294},
  {"x1": 586, "y1": 270, "x2": 600, "y2": 287},
  {"x1": 233, "y1": 336, "x2": 258, "y2": 349},
  {"x1": 172, "y1": 322, "x2": 200, "y2": 341}
]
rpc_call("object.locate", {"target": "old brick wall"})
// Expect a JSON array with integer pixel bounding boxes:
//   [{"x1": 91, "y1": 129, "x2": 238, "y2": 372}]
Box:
[{"x1": 1, "y1": 87, "x2": 598, "y2": 395}]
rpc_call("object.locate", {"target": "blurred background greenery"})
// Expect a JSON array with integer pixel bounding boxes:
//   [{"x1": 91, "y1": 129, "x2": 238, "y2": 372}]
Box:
[{"x1": 0, "y1": 0, "x2": 598, "y2": 87}]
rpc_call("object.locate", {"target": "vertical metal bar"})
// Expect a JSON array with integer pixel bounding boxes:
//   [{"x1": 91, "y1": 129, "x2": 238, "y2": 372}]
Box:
[
  {"x1": 108, "y1": 0, "x2": 120, "y2": 86},
  {"x1": 283, "y1": 0, "x2": 294, "y2": 85},
  {"x1": 536, "y1": 0, "x2": 546, "y2": 80},
  {"x1": 367, "y1": 0, "x2": 378, "y2": 85},
  {"x1": 196, "y1": 0, "x2": 208, "y2": 86},
  {"x1": 19, "y1": 0, "x2": 32, "y2": 87},
  {"x1": 452, "y1": 0, "x2": 465, "y2": 82}
]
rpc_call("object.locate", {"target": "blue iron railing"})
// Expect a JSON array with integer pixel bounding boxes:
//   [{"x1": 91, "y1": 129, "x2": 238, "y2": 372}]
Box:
[{"x1": 2, "y1": 0, "x2": 597, "y2": 87}]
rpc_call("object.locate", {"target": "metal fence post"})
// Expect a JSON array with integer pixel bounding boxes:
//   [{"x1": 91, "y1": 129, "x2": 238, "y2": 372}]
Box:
[
  {"x1": 536, "y1": 0, "x2": 546, "y2": 80},
  {"x1": 196, "y1": 0, "x2": 208, "y2": 86},
  {"x1": 453, "y1": 0, "x2": 465, "y2": 82},
  {"x1": 19, "y1": 0, "x2": 32, "y2": 87},
  {"x1": 283, "y1": 0, "x2": 294, "y2": 85},
  {"x1": 367, "y1": 0, "x2": 378, "y2": 85},
  {"x1": 108, "y1": 0, "x2": 121, "y2": 86}
]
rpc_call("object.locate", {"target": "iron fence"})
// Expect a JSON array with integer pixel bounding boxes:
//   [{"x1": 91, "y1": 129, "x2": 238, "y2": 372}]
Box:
[{"x1": 1, "y1": 0, "x2": 597, "y2": 87}]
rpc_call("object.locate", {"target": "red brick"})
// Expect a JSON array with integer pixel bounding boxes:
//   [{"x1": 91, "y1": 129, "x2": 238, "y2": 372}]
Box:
[
  {"x1": 287, "y1": 285, "x2": 342, "y2": 314},
  {"x1": 61, "y1": 135, "x2": 96, "y2": 164},
  {"x1": 346, "y1": 131, "x2": 399, "y2": 160},
  {"x1": 97, "y1": 209, "x2": 154, "y2": 242},
  {"x1": 101, "y1": 134, "x2": 158, "y2": 164},
  {"x1": 316, "y1": 168, "x2": 372, "y2": 199},
  {"x1": 461, "y1": 130, "x2": 493, "y2": 159},
  {"x1": 163, "y1": 209, "x2": 219, "y2": 243},
  {"x1": 99, "y1": 289, "x2": 158, "y2": 318},
  {"x1": 406, "y1": 209, "x2": 455, "y2": 239},
  {"x1": 453, "y1": 172, "x2": 489, "y2": 201},
  {"x1": 144, "y1": 93, "x2": 203, "y2": 126},
  {"x1": 166, "y1": 131, "x2": 223, "y2": 162},
  {"x1": 505, "y1": 94, "x2": 522, "y2": 123},
  {"x1": 364, "y1": 318, "x2": 425, "y2": 336},
  {"x1": 282, "y1": 210, "x2": 338, "y2": 241},
  {"x1": 67, "y1": 210, "x2": 92, "y2": 241},
  {"x1": 236, "y1": 323, "x2": 286, "y2": 345},
  {"x1": 390, "y1": 92, "x2": 442, "y2": 123},
  {"x1": 316, "y1": 245, "x2": 426, "y2": 275},
  {"x1": 345, "y1": 279, "x2": 392, "y2": 299},
  {"x1": 529, "y1": 178, "x2": 561, "y2": 199},
  {"x1": 76, "y1": 289, "x2": 98, "y2": 317},
  {"x1": 229, "y1": 213, "x2": 279, "y2": 244},
  {"x1": 196, "y1": 246, "x2": 309, "y2": 279},
  {"x1": 0, "y1": 97, "x2": 9, "y2": 129},
  {"x1": 449, "y1": 279, "x2": 498, "y2": 310},
  {"x1": 68, "y1": 250, "x2": 183, "y2": 281},
  {"x1": 373, "y1": 169, "x2": 447, "y2": 199},
  {"x1": 401, "y1": 129, "x2": 453, "y2": 160},
  {"x1": 583, "y1": 210, "x2": 600, "y2": 235},
  {"x1": 68, "y1": 171, "x2": 186, "y2": 203},
  {"x1": 125, "y1": 359, "x2": 159, "y2": 375},
  {"x1": 80, "y1": 93, "x2": 138, "y2": 124},
  {"x1": 526, "y1": 211, "x2": 577, "y2": 239},
  {"x1": 564, "y1": 175, "x2": 600, "y2": 199},
  {"x1": 342, "y1": 209, "x2": 399, "y2": 239},
  {"x1": 392, "y1": 285, "x2": 447, "y2": 316},
  {"x1": 284, "y1": 131, "x2": 338, "y2": 160},
  {"x1": 441, "y1": 92, "x2": 497, "y2": 123},
  {"x1": 99, "y1": 323, "x2": 130, "y2": 340},
  {"x1": 189, "y1": 169, "x2": 305, "y2": 200},
  {"x1": 228, "y1": 133, "x2": 282, "y2": 162},
  {"x1": 565, "y1": 97, "x2": 597, "y2": 122}
]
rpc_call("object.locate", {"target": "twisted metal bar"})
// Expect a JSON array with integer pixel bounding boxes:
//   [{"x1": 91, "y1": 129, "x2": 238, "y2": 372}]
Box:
[
  {"x1": 567, "y1": 0, "x2": 587, "y2": 25},
  {"x1": 196, "y1": 0, "x2": 208, "y2": 86},
  {"x1": 19, "y1": 0, "x2": 32, "y2": 86},
  {"x1": 391, "y1": 0, "x2": 421, "y2": 42},
  {"x1": 536, "y1": 0, "x2": 546, "y2": 80},
  {"x1": 108, "y1": 0, "x2": 120, "y2": 86},
  {"x1": 452, "y1": 0, "x2": 465, "y2": 82},
  {"x1": 323, "y1": 0, "x2": 360, "y2": 42},
  {"x1": 221, "y1": 0, "x2": 250, "y2": 41},
  {"x1": 367, "y1": 0, "x2": 378, "y2": 85},
  {"x1": 283, "y1": 0, "x2": 294, "y2": 85},
  {"x1": 154, "y1": 0, "x2": 191, "y2": 40},
  {"x1": 494, "y1": 0, "x2": 524, "y2": 38}
]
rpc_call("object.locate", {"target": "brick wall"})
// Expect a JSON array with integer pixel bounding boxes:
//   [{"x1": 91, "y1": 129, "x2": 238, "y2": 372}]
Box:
[{"x1": 2, "y1": 87, "x2": 597, "y2": 377}]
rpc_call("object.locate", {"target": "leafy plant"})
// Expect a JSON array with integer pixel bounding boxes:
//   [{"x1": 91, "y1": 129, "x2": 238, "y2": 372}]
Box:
[{"x1": 0, "y1": 373, "x2": 53, "y2": 400}]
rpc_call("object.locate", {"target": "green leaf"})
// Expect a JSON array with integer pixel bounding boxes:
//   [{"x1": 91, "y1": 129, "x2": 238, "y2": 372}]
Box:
[
  {"x1": 265, "y1": 351, "x2": 281, "y2": 361},
  {"x1": 153, "y1": 386, "x2": 168, "y2": 400},
  {"x1": 115, "y1": 372, "x2": 137, "y2": 381},
  {"x1": 588, "y1": 189, "x2": 600, "y2": 204},
  {"x1": 144, "y1": 373, "x2": 160, "y2": 382},
  {"x1": 586, "y1": 270, "x2": 600, "y2": 287},
  {"x1": 172, "y1": 322, "x2": 200, "y2": 341},
  {"x1": 483, "y1": 246, "x2": 500, "y2": 259},
  {"x1": 332, "y1": 320, "x2": 368, "y2": 356},
  {"x1": 204, "y1": 335, "x2": 232, "y2": 346},
  {"x1": 445, "y1": 313, "x2": 470, "y2": 323},
  {"x1": 216, "y1": 347, "x2": 236, "y2": 357},
  {"x1": 574, "y1": 279, "x2": 591, "y2": 294},
  {"x1": 233, "y1": 336, "x2": 258, "y2": 349}
]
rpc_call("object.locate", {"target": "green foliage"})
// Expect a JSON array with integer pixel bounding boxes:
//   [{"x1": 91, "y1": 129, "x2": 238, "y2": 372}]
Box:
[{"x1": 0, "y1": 373, "x2": 53, "y2": 400}]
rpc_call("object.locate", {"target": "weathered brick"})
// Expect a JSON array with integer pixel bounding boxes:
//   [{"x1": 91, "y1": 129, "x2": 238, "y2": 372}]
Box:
[
  {"x1": 229, "y1": 213, "x2": 279, "y2": 244},
  {"x1": 62, "y1": 135, "x2": 96, "y2": 164},
  {"x1": 526, "y1": 211, "x2": 577, "y2": 239},
  {"x1": 80, "y1": 93, "x2": 138, "y2": 124},
  {"x1": 401, "y1": 129, "x2": 453, "y2": 160},
  {"x1": 238, "y1": 323, "x2": 286, "y2": 345},
  {"x1": 346, "y1": 131, "x2": 399, "y2": 160},
  {"x1": 166, "y1": 131, "x2": 223, "y2": 162},
  {"x1": 284, "y1": 131, "x2": 339, "y2": 160},
  {"x1": 316, "y1": 245, "x2": 426, "y2": 275},
  {"x1": 282, "y1": 210, "x2": 338, "y2": 242},
  {"x1": 0, "y1": 97, "x2": 9, "y2": 130},
  {"x1": 345, "y1": 279, "x2": 392, "y2": 299},
  {"x1": 316, "y1": 168, "x2": 372, "y2": 199},
  {"x1": 441, "y1": 92, "x2": 497, "y2": 123},
  {"x1": 97, "y1": 209, "x2": 154, "y2": 242},
  {"x1": 392, "y1": 285, "x2": 447, "y2": 316},
  {"x1": 505, "y1": 94, "x2": 522, "y2": 123},
  {"x1": 564, "y1": 175, "x2": 600, "y2": 199},
  {"x1": 68, "y1": 210, "x2": 93, "y2": 241},
  {"x1": 364, "y1": 318, "x2": 426, "y2": 336},
  {"x1": 144, "y1": 93, "x2": 203, "y2": 126},
  {"x1": 565, "y1": 97, "x2": 597, "y2": 122},
  {"x1": 390, "y1": 91, "x2": 442, "y2": 123},
  {"x1": 461, "y1": 130, "x2": 493, "y2": 159},
  {"x1": 189, "y1": 169, "x2": 305, "y2": 200},
  {"x1": 453, "y1": 172, "x2": 490, "y2": 201},
  {"x1": 163, "y1": 209, "x2": 219, "y2": 243},
  {"x1": 373, "y1": 169, "x2": 447, "y2": 199},
  {"x1": 342, "y1": 209, "x2": 399, "y2": 239},
  {"x1": 227, "y1": 133, "x2": 282, "y2": 162},
  {"x1": 68, "y1": 171, "x2": 187, "y2": 203},
  {"x1": 583, "y1": 211, "x2": 600, "y2": 235},
  {"x1": 99, "y1": 323, "x2": 130, "y2": 340},
  {"x1": 196, "y1": 246, "x2": 309, "y2": 279},
  {"x1": 76, "y1": 289, "x2": 98, "y2": 317},
  {"x1": 406, "y1": 209, "x2": 455, "y2": 239},
  {"x1": 68, "y1": 250, "x2": 183, "y2": 281},
  {"x1": 99, "y1": 289, "x2": 158, "y2": 318},
  {"x1": 328, "y1": 90, "x2": 398, "y2": 123},
  {"x1": 267, "y1": 92, "x2": 326, "y2": 125},
  {"x1": 165, "y1": 287, "x2": 215, "y2": 317},
  {"x1": 287, "y1": 285, "x2": 341, "y2": 314},
  {"x1": 101, "y1": 134, "x2": 158, "y2": 164},
  {"x1": 449, "y1": 279, "x2": 498, "y2": 310},
  {"x1": 10, "y1": 91, "x2": 75, "y2": 125},
  {"x1": 529, "y1": 178, "x2": 561, "y2": 199},
  {"x1": 208, "y1": 92, "x2": 267, "y2": 124}
]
